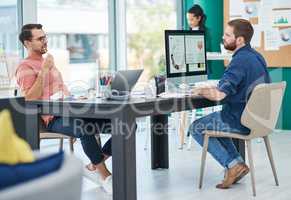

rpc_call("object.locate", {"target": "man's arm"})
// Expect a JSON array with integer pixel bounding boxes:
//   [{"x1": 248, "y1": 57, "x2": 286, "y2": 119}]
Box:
[
  {"x1": 23, "y1": 71, "x2": 47, "y2": 100},
  {"x1": 20, "y1": 54, "x2": 54, "y2": 100},
  {"x1": 195, "y1": 86, "x2": 226, "y2": 101}
]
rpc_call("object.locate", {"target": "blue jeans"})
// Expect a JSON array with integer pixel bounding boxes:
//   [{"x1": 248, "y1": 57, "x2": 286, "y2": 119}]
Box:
[
  {"x1": 47, "y1": 117, "x2": 112, "y2": 165},
  {"x1": 188, "y1": 111, "x2": 248, "y2": 169}
]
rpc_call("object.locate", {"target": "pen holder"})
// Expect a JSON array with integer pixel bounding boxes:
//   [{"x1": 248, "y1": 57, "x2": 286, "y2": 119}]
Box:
[{"x1": 98, "y1": 85, "x2": 111, "y2": 98}]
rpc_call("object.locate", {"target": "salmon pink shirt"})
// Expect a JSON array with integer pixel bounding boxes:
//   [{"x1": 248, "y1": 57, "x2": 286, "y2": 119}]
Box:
[{"x1": 16, "y1": 54, "x2": 67, "y2": 126}]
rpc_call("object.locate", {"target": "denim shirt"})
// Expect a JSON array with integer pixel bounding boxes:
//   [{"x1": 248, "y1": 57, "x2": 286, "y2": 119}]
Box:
[{"x1": 217, "y1": 44, "x2": 271, "y2": 133}]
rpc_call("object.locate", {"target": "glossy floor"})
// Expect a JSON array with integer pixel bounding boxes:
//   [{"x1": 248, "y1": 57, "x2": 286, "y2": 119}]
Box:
[{"x1": 40, "y1": 118, "x2": 291, "y2": 200}]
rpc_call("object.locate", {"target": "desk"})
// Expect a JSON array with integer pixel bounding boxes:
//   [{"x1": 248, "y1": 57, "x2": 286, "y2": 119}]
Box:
[{"x1": 26, "y1": 96, "x2": 244, "y2": 200}]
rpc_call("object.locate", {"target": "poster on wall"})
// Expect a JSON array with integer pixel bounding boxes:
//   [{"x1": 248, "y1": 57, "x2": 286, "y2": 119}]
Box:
[
  {"x1": 273, "y1": 9, "x2": 291, "y2": 27},
  {"x1": 244, "y1": 2, "x2": 260, "y2": 19},
  {"x1": 259, "y1": 0, "x2": 274, "y2": 29},
  {"x1": 264, "y1": 28, "x2": 280, "y2": 50},
  {"x1": 251, "y1": 25, "x2": 262, "y2": 47},
  {"x1": 229, "y1": 0, "x2": 245, "y2": 19},
  {"x1": 279, "y1": 28, "x2": 291, "y2": 47},
  {"x1": 273, "y1": 0, "x2": 291, "y2": 8}
]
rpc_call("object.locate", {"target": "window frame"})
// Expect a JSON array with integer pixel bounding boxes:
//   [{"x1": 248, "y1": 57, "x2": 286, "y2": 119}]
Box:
[{"x1": 20, "y1": 0, "x2": 182, "y2": 69}]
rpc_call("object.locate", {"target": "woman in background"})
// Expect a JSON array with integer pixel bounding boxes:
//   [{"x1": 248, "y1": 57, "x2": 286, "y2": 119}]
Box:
[
  {"x1": 187, "y1": 4, "x2": 207, "y2": 31},
  {"x1": 178, "y1": 4, "x2": 210, "y2": 149}
]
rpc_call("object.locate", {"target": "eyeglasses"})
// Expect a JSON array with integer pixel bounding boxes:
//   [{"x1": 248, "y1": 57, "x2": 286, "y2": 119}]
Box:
[{"x1": 31, "y1": 35, "x2": 47, "y2": 43}]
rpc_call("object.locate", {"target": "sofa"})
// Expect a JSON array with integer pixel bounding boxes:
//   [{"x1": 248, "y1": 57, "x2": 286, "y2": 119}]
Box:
[{"x1": 0, "y1": 152, "x2": 83, "y2": 200}]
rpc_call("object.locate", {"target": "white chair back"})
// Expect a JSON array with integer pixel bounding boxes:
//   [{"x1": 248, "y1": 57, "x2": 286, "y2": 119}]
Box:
[{"x1": 241, "y1": 82, "x2": 286, "y2": 138}]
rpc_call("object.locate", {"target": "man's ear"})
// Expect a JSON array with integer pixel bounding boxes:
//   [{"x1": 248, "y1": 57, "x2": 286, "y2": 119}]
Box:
[
  {"x1": 236, "y1": 36, "x2": 245, "y2": 45},
  {"x1": 23, "y1": 40, "x2": 29, "y2": 48}
]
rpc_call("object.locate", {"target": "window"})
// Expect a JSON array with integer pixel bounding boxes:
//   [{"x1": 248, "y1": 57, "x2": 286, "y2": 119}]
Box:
[
  {"x1": 0, "y1": 0, "x2": 21, "y2": 84},
  {"x1": 0, "y1": 0, "x2": 20, "y2": 56},
  {"x1": 37, "y1": 0, "x2": 109, "y2": 85},
  {"x1": 126, "y1": 0, "x2": 177, "y2": 82}
]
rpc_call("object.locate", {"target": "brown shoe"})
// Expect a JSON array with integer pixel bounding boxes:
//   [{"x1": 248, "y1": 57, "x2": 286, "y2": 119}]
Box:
[
  {"x1": 222, "y1": 163, "x2": 249, "y2": 184},
  {"x1": 216, "y1": 163, "x2": 249, "y2": 189},
  {"x1": 233, "y1": 163, "x2": 249, "y2": 184}
]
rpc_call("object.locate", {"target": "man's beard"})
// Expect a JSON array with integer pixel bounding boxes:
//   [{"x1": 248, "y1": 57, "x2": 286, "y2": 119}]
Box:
[
  {"x1": 223, "y1": 40, "x2": 236, "y2": 51},
  {"x1": 40, "y1": 45, "x2": 47, "y2": 54}
]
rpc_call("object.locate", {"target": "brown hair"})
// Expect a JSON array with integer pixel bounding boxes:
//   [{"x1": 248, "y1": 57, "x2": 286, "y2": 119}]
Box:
[
  {"x1": 19, "y1": 24, "x2": 43, "y2": 45},
  {"x1": 228, "y1": 19, "x2": 253, "y2": 44}
]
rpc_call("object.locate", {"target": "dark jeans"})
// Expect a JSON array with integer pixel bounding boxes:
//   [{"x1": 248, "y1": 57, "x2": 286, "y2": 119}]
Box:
[{"x1": 47, "y1": 117, "x2": 112, "y2": 165}]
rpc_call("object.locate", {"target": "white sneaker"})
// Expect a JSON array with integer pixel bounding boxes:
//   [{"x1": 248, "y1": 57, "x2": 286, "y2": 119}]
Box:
[
  {"x1": 101, "y1": 175, "x2": 112, "y2": 194},
  {"x1": 83, "y1": 166, "x2": 101, "y2": 187}
]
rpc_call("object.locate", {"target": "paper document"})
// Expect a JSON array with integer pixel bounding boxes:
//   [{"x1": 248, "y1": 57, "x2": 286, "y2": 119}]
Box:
[
  {"x1": 259, "y1": 0, "x2": 274, "y2": 30},
  {"x1": 251, "y1": 25, "x2": 262, "y2": 48},
  {"x1": 229, "y1": 0, "x2": 244, "y2": 19},
  {"x1": 169, "y1": 35, "x2": 186, "y2": 73},
  {"x1": 244, "y1": 2, "x2": 260, "y2": 19},
  {"x1": 185, "y1": 35, "x2": 205, "y2": 64},
  {"x1": 264, "y1": 28, "x2": 280, "y2": 50},
  {"x1": 274, "y1": 0, "x2": 291, "y2": 8},
  {"x1": 273, "y1": 9, "x2": 291, "y2": 27},
  {"x1": 279, "y1": 28, "x2": 291, "y2": 47}
]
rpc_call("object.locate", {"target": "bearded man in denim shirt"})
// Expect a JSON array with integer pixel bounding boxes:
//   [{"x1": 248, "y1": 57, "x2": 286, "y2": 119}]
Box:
[{"x1": 188, "y1": 19, "x2": 271, "y2": 189}]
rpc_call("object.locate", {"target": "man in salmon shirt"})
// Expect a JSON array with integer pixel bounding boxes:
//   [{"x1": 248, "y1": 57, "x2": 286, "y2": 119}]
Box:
[{"x1": 16, "y1": 24, "x2": 113, "y2": 194}]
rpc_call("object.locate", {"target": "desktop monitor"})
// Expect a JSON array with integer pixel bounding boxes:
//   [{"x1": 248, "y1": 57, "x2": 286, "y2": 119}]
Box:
[{"x1": 165, "y1": 30, "x2": 207, "y2": 86}]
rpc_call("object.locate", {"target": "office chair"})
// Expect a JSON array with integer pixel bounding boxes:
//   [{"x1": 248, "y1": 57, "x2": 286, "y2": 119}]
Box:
[
  {"x1": 39, "y1": 132, "x2": 76, "y2": 153},
  {"x1": 198, "y1": 82, "x2": 286, "y2": 196}
]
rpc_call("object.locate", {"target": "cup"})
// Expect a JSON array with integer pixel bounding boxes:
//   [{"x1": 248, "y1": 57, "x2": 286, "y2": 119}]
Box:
[{"x1": 154, "y1": 75, "x2": 166, "y2": 96}]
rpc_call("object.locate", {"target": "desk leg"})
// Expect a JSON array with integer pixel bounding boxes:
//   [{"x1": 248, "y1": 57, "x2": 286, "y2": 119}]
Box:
[
  {"x1": 25, "y1": 104, "x2": 39, "y2": 150},
  {"x1": 151, "y1": 114, "x2": 169, "y2": 169},
  {"x1": 233, "y1": 139, "x2": 245, "y2": 160},
  {"x1": 111, "y1": 115, "x2": 137, "y2": 200}
]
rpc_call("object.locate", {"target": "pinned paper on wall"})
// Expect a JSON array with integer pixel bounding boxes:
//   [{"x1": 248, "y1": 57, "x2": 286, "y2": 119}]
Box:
[
  {"x1": 264, "y1": 28, "x2": 280, "y2": 50},
  {"x1": 244, "y1": 2, "x2": 260, "y2": 19},
  {"x1": 273, "y1": 9, "x2": 291, "y2": 27},
  {"x1": 251, "y1": 25, "x2": 262, "y2": 48},
  {"x1": 225, "y1": 0, "x2": 291, "y2": 67},
  {"x1": 229, "y1": 0, "x2": 245, "y2": 19},
  {"x1": 273, "y1": 0, "x2": 291, "y2": 8},
  {"x1": 279, "y1": 28, "x2": 291, "y2": 47},
  {"x1": 259, "y1": 0, "x2": 274, "y2": 30}
]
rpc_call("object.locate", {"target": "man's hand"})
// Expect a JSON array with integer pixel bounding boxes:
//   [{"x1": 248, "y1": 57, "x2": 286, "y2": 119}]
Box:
[{"x1": 41, "y1": 53, "x2": 54, "y2": 74}]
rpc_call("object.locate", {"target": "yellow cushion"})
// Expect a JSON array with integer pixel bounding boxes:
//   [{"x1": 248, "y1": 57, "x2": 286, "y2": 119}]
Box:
[{"x1": 0, "y1": 110, "x2": 35, "y2": 164}]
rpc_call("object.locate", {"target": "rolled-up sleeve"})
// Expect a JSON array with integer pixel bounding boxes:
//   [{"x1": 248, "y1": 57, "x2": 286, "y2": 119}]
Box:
[{"x1": 217, "y1": 59, "x2": 245, "y2": 96}]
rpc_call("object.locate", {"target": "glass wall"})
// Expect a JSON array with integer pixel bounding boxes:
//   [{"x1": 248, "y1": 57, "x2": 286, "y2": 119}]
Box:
[
  {"x1": 0, "y1": 0, "x2": 21, "y2": 82},
  {"x1": 37, "y1": 0, "x2": 109, "y2": 86},
  {"x1": 0, "y1": 0, "x2": 20, "y2": 55},
  {"x1": 126, "y1": 0, "x2": 177, "y2": 83}
]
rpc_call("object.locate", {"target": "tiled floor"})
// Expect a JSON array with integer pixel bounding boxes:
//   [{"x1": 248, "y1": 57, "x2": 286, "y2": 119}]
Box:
[{"x1": 40, "y1": 117, "x2": 291, "y2": 200}]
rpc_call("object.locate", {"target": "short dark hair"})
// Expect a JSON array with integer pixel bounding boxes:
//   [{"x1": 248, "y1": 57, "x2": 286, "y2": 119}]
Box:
[
  {"x1": 187, "y1": 4, "x2": 206, "y2": 31},
  {"x1": 228, "y1": 19, "x2": 253, "y2": 44},
  {"x1": 19, "y1": 24, "x2": 43, "y2": 46}
]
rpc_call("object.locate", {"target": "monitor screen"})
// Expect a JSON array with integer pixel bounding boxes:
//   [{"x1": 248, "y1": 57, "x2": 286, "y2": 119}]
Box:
[{"x1": 165, "y1": 30, "x2": 207, "y2": 78}]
